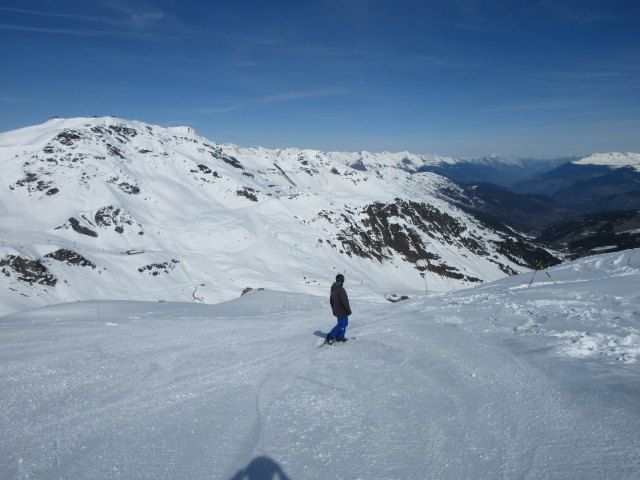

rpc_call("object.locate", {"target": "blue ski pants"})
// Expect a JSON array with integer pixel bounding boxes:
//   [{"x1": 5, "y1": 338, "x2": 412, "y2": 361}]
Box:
[{"x1": 329, "y1": 316, "x2": 348, "y2": 340}]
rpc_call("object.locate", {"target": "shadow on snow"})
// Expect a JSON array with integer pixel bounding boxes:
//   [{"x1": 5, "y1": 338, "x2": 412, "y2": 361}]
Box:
[{"x1": 229, "y1": 456, "x2": 291, "y2": 480}]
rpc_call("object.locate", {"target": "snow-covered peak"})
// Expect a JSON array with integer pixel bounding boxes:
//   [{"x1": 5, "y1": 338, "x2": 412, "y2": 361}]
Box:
[
  {"x1": 573, "y1": 152, "x2": 640, "y2": 171},
  {"x1": 324, "y1": 150, "x2": 458, "y2": 171}
]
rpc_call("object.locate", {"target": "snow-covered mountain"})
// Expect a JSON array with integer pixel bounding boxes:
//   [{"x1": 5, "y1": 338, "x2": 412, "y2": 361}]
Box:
[
  {"x1": 1, "y1": 249, "x2": 639, "y2": 479},
  {"x1": 325, "y1": 150, "x2": 458, "y2": 171},
  {"x1": 511, "y1": 152, "x2": 640, "y2": 212},
  {"x1": 0, "y1": 117, "x2": 556, "y2": 315},
  {"x1": 573, "y1": 152, "x2": 640, "y2": 170}
]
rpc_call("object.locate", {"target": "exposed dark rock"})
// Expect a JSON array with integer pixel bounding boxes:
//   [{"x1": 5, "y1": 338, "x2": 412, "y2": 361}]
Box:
[
  {"x1": 0, "y1": 255, "x2": 57, "y2": 286},
  {"x1": 350, "y1": 159, "x2": 367, "y2": 171},
  {"x1": 55, "y1": 130, "x2": 82, "y2": 146},
  {"x1": 321, "y1": 198, "x2": 558, "y2": 280},
  {"x1": 106, "y1": 143, "x2": 126, "y2": 160},
  {"x1": 94, "y1": 206, "x2": 139, "y2": 233},
  {"x1": 108, "y1": 179, "x2": 140, "y2": 194},
  {"x1": 322, "y1": 199, "x2": 485, "y2": 282},
  {"x1": 45, "y1": 249, "x2": 96, "y2": 268},
  {"x1": 108, "y1": 124, "x2": 137, "y2": 139},
  {"x1": 138, "y1": 259, "x2": 180, "y2": 275},
  {"x1": 67, "y1": 217, "x2": 98, "y2": 237},
  {"x1": 205, "y1": 144, "x2": 244, "y2": 169},
  {"x1": 14, "y1": 172, "x2": 54, "y2": 194},
  {"x1": 191, "y1": 164, "x2": 221, "y2": 180},
  {"x1": 237, "y1": 187, "x2": 258, "y2": 202},
  {"x1": 242, "y1": 287, "x2": 265, "y2": 296}
]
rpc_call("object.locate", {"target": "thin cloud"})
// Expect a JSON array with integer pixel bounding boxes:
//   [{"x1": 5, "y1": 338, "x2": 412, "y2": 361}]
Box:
[
  {"x1": 101, "y1": 1, "x2": 166, "y2": 29},
  {"x1": 257, "y1": 89, "x2": 346, "y2": 103},
  {"x1": 484, "y1": 100, "x2": 594, "y2": 113},
  {"x1": 195, "y1": 89, "x2": 347, "y2": 115},
  {"x1": 195, "y1": 105, "x2": 244, "y2": 114},
  {"x1": 0, "y1": 4, "x2": 181, "y2": 37},
  {"x1": 0, "y1": 6, "x2": 133, "y2": 27},
  {"x1": 0, "y1": 95, "x2": 36, "y2": 104},
  {"x1": 234, "y1": 61, "x2": 261, "y2": 68},
  {"x1": 0, "y1": 23, "x2": 106, "y2": 37}
]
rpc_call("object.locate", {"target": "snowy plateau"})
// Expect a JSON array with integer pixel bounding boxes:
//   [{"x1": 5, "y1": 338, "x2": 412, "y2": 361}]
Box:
[{"x1": 1, "y1": 117, "x2": 640, "y2": 479}]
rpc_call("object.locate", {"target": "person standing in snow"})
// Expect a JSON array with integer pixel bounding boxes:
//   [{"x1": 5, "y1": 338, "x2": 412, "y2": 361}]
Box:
[{"x1": 326, "y1": 273, "x2": 352, "y2": 345}]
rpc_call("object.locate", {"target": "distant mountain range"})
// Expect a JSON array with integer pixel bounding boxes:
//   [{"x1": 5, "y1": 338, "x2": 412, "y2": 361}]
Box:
[
  {"x1": 511, "y1": 153, "x2": 640, "y2": 211},
  {"x1": 328, "y1": 151, "x2": 574, "y2": 187},
  {"x1": 414, "y1": 155, "x2": 577, "y2": 187},
  {"x1": 333, "y1": 148, "x2": 640, "y2": 253}
]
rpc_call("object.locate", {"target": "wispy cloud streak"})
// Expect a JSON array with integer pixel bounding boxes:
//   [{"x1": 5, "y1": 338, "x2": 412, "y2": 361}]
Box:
[
  {"x1": 195, "y1": 89, "x2": 347, "y2": 114},
  {"x1": 0, "y1": 4, "x2": 175, "y2": 37},
  {"x1": 0, "y1": 23, "x2": 122, "y2": 37}
]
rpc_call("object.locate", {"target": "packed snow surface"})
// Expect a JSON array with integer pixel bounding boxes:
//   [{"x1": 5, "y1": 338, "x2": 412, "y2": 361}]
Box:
[{"x1": 1, "y1": 249, "x2": 640, "y2": 479}]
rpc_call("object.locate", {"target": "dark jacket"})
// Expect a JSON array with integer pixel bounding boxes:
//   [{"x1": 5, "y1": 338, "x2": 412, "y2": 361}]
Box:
[{"x1": 330, "y1": 282, "x2": 352, "y2": 318}]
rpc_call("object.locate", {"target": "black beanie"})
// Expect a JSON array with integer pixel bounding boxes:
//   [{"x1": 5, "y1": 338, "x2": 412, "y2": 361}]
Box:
[{"x1": 336, "y1": 274, "x2": 345, "y2": 283}]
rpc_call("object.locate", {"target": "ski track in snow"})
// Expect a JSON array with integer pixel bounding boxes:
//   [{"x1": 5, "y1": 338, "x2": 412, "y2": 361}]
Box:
[{"x1": 1, "y1": 250, "x2": 640, "y2": 479}]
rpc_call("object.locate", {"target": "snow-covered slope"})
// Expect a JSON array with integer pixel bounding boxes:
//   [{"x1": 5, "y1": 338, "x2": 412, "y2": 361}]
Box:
[
  {"x1": 324, "y1": 149, "x2": 458, "y2": 171},
  {"x1": 0, "y1": 117, "x2": 554, "y2": 315},
  {"x1": 573, "y1": 152, "x2": 640, "y2": 171},
  {"x1": 1, "y1": 249, "x2": 639, "y2": 479}
]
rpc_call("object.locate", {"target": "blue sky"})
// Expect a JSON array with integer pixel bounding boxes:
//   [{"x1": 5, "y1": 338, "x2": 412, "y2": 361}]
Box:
[{"x1": 1, "y1": 0, "x2": 639, "y2": 158}]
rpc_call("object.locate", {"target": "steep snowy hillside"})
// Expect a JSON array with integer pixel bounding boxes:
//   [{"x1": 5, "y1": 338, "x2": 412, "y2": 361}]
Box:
[
  {"x1": 1, "y1": 249, "x2": 638, "y2": 479},
  {"x1": 323, "y1": 150, "x2": 457, "y2": 171},
  {"x1": 0, "y1": 117, "x2": 555, "y2": 315}
]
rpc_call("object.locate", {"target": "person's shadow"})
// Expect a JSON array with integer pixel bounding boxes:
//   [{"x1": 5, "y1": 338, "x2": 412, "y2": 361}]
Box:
[{"x1": 229, "y1": 456, "x2": 292, "y2": 480}]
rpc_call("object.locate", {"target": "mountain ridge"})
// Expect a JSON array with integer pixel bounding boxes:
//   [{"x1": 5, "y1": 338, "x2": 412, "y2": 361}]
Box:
[{"x1": 1, "y1": 116, "x2": 559, "y2": 315}]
